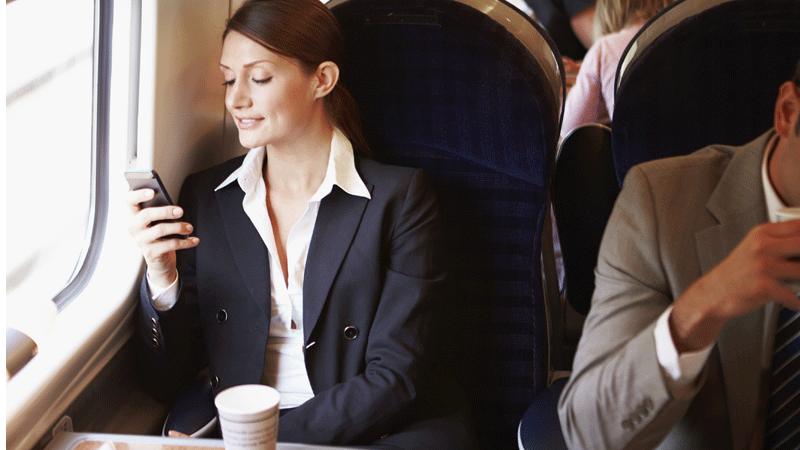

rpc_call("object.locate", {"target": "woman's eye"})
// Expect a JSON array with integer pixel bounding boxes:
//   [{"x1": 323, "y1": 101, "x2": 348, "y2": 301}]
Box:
[
  {"x1": 221, "y1": 79, "x2": 234, "y2": 86},
  {"x1": 253, "y1": 77, "x2": 272, "y2": 85}
]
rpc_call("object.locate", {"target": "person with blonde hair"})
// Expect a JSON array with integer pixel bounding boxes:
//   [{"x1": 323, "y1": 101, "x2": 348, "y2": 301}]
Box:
[{"x1": 560, "y1": 0, "x2": 670, "y2": 138}]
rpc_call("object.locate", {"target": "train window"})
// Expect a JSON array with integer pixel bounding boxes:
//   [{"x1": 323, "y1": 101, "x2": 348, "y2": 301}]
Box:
[
  {"x1": 6, "y1": 0, "x2": 109, "y2": 316},
  {"x1": 8, "y1": 0, "x2": 145, "y2": 444}
]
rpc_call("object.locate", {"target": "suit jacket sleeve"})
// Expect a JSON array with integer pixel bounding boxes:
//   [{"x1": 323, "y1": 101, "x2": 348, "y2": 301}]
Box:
[
  {"x1": 135, "y1": 174, "x2": 207, "y2": 400},
  {"x1": 278, "y1": 169, "x2": 443, "y2": 445},
  {"x1": 558, "y1": 166, "x2": 708, "y2": 449}
]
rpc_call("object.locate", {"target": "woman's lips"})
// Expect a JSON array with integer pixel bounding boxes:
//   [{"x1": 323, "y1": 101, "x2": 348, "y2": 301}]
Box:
[{"x1": 236, "y1": 117, "x2": 264, "y2": 129}]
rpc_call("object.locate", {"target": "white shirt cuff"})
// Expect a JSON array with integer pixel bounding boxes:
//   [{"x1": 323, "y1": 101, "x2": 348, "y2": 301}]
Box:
[
  {"x1": 146, "y1": 271, "x2": 179, "y2": 312},
  {"x1": 654, "y1": 306, "x2": 713, "y2": 398}
]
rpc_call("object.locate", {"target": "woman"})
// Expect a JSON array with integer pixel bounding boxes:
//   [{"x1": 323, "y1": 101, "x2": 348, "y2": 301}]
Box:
[
  {"x1": 560, "y1": 0, "x2": 670, "y2": 138},
  {"x1": 128, "y1": 0, "x2": 472, "y2": 447}
]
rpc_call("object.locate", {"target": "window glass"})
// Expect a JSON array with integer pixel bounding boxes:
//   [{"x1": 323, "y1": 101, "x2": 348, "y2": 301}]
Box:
[{"x1": 6, "y1": 0, "x2": 95, "y2": 305}]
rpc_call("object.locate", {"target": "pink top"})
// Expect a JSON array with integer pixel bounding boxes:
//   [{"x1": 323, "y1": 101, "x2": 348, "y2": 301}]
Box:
[{"x1": 560, "y1": 24, "x2": 642, "y2": 139}]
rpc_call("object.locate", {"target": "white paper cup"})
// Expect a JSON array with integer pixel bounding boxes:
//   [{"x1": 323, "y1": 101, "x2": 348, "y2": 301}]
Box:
[
  {"x1": 215, "y1": 384, "x2": 280, "y2": 450},
  {"x1": 776, "y1": 207, "x2": 800, "y2": 293}
]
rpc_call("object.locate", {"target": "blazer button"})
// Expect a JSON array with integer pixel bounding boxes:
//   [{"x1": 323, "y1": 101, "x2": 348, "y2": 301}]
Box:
[
  {"x1": 216, "y1": 309, "x2": 228, "y2": 323},
  {"x1": 211, "y1": 375, "x2": 220, "y2": 388},
  {"x1": 343, "y1": 325, "x2": 358, "y2": 340}
]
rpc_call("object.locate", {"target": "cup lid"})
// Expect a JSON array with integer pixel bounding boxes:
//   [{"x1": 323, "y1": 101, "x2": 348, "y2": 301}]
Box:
[{"x1": 215, "y1": 384, "x2": 280, "y2": 421}]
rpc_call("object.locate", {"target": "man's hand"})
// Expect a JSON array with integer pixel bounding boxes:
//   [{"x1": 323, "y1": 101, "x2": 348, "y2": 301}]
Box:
[{"x1": 670, "y1": 220, "x2": 800, "y2": 352}]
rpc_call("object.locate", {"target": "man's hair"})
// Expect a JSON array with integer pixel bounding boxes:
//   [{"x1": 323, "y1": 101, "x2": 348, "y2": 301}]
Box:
[{"x1": 794, "y1": 59, "x2": 800, "y2": 86}]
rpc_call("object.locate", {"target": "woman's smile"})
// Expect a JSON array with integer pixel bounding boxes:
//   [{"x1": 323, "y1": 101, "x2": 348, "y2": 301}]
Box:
[{"x1": 235, "y1": 116, "x2": 265, "y2": 130}]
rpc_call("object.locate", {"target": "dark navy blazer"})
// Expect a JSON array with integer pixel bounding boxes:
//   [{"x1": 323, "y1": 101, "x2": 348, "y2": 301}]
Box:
[{"x1": 136, "y1": 156, "x2": 473, "y2": 447}]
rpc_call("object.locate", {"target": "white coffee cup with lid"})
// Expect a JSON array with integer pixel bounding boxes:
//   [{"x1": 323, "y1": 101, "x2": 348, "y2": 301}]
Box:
[{"x1": 215, "y1": 384, "x2": 280, "y2": 450}]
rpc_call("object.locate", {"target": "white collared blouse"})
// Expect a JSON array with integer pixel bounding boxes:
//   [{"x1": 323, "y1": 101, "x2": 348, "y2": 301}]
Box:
[{"x1": 148, "y1": 128, "x2": 370, "y2": 408}]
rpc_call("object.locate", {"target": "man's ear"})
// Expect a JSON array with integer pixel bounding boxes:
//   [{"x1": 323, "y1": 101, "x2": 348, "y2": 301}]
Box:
[
  {"x1": 775, "y1": 80, "x2": 800, "y2": 138},
  {"x1": 312, "y1": 61, "x2": 340, "y2": 100}
]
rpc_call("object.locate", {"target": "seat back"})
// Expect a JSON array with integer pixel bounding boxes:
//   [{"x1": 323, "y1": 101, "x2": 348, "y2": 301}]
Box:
[
  {"x1": 612, "y1": 0, "x2": 800, "y2": 184},
  {"x1": 554, "y1": 124, "x2": 618, "y2": 317},
  {"x1": 329, "y1": 1, "x2": 563, "y2": 447}
]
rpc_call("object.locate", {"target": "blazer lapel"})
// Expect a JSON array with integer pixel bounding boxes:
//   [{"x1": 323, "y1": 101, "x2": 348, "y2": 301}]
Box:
[
  {"x1": 215, "y1": 185, "x2": 270, "y2": 318},
  {"x1": 694, "y1": 131, "x2": 771, "y2": 447},
  {"x1": 303, "y1": 186, "x2": 371, "y2": 343}
]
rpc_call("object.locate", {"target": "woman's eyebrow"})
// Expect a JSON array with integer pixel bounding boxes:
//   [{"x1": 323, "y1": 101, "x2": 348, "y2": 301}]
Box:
[{"x1": 219, "y1": 59, "x2": 277, "y2": 69}]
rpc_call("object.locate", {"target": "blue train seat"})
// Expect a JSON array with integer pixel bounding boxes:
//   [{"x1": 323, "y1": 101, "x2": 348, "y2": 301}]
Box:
[
  {"x1": 519, "y1": 124, "x2": 617, "y2": 450},
  {"x1": 329, "y1": 1, "x2": 563, "y2": 447},
  {"x1": 613, "y1": 0, "x2": 800, "y2": 185}
]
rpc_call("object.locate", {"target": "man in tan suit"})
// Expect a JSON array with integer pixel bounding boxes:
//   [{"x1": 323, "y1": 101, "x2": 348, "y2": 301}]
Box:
[{"x1": 559, "y1": 64, "x2": 800, "y2": 449}]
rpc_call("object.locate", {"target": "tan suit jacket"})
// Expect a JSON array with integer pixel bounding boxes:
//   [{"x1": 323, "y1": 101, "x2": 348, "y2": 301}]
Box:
[{"x1": 559, "y1": 131, "x2": 778, "y2": 449}]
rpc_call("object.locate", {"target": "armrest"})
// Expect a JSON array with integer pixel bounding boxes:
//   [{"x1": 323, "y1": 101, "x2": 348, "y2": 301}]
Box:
[
  {"x1": 7, "y1": 327, "x2": 37, "y2": 378},
  {"x1": 517, "y1": 378, "x2": 568, "y2": 450}
]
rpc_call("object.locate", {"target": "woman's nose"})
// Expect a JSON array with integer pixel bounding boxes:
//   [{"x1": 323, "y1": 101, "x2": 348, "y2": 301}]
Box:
[{"x1": 226, "y1": 81, "x2": 252, "y2": 110}]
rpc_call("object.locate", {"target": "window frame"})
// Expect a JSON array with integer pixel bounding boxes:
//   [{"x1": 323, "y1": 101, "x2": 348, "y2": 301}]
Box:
[{"x1": 50, "y1": 0, "x2": 113, "y2": 310}]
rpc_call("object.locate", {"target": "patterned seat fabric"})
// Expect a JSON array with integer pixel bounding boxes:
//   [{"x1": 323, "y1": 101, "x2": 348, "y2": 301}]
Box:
[
  {"x1": 613, "y1": 0, "x2": 800, "y2": 185},
  {"x1": 332, "y1": 1, "x2": 560, "y2": 447}
]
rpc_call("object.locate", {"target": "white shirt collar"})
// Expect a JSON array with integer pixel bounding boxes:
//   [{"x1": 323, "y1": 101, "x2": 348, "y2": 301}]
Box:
[
  {"x1": 214, "y1": 127, "x2": 371, "y2": 201},
  {"x1": 762, "y1": 133, "x2": 787, "y2": 222}
]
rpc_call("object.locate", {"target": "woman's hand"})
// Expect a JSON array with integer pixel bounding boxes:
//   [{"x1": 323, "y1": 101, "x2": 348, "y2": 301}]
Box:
[{"x1": 127, "y1": 188, "x2": 199, "y2": 288}]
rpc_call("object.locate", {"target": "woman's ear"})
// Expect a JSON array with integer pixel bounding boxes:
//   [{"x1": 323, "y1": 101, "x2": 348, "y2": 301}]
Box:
[{"x1": 312, "y1": 61, "x2": 340, "y2": 99}]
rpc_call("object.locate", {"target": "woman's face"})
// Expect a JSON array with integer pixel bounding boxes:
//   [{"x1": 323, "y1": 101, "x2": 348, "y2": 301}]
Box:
[{"x1": 219, "y1": 31, "x2": 319, "y2": 149}]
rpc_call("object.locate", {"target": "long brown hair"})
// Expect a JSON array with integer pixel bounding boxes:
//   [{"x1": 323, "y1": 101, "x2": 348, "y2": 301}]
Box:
[
  {"x1": 597, "y1": 0, "x2": 670, "y2": 36},
  {"x1": 224, "y1": 0, "x2": 370, "y2": 155}
]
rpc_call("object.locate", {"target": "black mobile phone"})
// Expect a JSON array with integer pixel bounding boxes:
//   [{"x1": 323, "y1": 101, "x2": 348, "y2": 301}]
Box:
[
  {"x1": 125, "y1": 170, "x2": 186, "y2": 239},
  {"x1": 125, "y1": 169, "x2": 175, "y2": 208}
]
